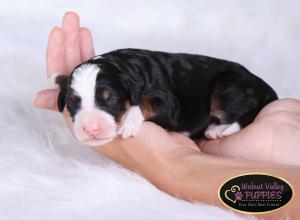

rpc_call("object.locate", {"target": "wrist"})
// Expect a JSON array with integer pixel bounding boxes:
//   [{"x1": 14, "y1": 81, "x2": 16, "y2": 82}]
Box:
[{"x1": 147, "y1": 150, "x2": 205, "y2": 199}]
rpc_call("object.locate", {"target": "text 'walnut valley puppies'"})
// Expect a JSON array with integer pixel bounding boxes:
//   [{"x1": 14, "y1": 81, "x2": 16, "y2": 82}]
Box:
[{"x1": 45, "y1": 49, "x2": 277, "y2": 146}]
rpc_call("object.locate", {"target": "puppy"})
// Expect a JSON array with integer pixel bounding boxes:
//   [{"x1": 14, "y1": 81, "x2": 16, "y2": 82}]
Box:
[{"x1": 47, "y1": 49, "x2": 278, "y2": 146}]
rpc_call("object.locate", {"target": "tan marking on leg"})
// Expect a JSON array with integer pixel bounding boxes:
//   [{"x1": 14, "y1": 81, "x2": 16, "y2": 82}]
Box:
[
  {"x1": 210, "y1": 93, "x2": 226, "y2": 123},
  {"x1": 139, "y1": 96, "x2": 156, "y2": 120}
]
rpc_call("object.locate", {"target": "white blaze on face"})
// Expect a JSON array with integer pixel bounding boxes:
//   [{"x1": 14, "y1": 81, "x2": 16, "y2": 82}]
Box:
[
  {"x1": 70, "y1": 64, "x2": 117, "y2": 146},
  {"x1": 71, "y1": 64, "x2": 99, "y2": 109}
]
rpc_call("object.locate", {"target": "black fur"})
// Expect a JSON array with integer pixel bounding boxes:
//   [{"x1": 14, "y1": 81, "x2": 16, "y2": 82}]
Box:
[
  {"x1": 55, "y1": 75, "x2": 68, "y2": 112},
  {"x1": 58, "y1": 48, "x2": 278, "y2": 138}
]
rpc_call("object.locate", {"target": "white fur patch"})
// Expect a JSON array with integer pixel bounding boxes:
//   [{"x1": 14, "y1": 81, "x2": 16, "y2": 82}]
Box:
[
  {"x1": 118, "y1": 106, "x2": 144, "y2": 138},
  {"x1": 204, "y1": 122, "x2": 241, "y2": 139},
  {"x1": 71, "y1": 64, "x2": 99, "y2": 109}
]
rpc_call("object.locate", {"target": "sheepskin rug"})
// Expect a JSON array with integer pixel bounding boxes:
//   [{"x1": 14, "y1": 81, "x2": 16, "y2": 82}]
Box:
[{"x1": 0, "y1": 1, "x2": 299, "y2": 219}]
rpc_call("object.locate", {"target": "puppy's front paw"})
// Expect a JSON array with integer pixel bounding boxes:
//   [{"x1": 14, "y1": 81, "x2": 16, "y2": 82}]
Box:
[
  {"x1": 118, "y1": 106, "x2": 144, "y2": 138},
  {"x1": 204, "y1": 122, "x2": 240, "y2": 139}
]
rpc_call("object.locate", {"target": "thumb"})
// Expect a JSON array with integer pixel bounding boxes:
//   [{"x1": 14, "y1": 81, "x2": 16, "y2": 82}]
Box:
[
  {"x1": 197, "y1": 138, "x2": 223, "y2": 153},
  {"x1": 197, "y1": 130, "x2": 252, "y2": 158},
  {"x1": 197, "y1": 133, "x2": 243, "y2": 156},
  {"x1": 33, "y1": 89, "x2": 59, "y2": 111}
]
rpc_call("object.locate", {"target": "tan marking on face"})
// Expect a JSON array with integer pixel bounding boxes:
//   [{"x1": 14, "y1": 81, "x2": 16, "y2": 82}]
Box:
[{"x1": 101, "y1": 89, "x2": 111, "y2": 100}]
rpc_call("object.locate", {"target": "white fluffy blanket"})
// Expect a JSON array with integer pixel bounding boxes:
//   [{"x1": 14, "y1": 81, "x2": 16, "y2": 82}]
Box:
[{"x1": 0, "y1": 1, "x2": 298, "y2": 219}]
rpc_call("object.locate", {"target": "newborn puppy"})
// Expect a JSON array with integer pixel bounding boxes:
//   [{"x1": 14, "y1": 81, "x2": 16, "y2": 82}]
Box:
[{"x1": 47, "y1": 49, "x2": 277, "y2": 146}]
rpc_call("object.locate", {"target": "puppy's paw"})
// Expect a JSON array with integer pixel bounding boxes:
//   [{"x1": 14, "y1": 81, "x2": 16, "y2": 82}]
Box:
[
  {"x1": 204, "y1": 122, "x2": 240, "y2": 139},
  {"x1": 117, "y1": 106, "x2": 144, "y2": 138}
]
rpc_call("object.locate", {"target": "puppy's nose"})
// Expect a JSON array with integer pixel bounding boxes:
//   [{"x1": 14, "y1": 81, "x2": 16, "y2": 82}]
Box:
[{"x1": 83, "y1": 124, "x2": 101, "y2": 136}]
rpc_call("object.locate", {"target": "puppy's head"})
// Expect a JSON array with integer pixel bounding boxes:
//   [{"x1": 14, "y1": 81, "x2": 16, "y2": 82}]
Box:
[{"x1": 56, "y1": 60, "x2": 130, "y2": 146}]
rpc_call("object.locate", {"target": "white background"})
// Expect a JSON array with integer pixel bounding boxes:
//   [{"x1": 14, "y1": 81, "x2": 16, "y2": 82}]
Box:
[{"x1": 1, "y1": 0, "x2": 299, "y2": 98}]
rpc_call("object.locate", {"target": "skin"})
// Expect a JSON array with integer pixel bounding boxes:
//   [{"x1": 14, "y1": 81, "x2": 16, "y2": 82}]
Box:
[{"x1": 33, "y1": 12, "x2": 300, "y2": 219}]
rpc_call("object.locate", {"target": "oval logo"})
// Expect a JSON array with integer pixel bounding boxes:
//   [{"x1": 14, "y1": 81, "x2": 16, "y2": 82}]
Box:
[{"x1": 219, "y1": 173, "x2": 293, "y2": 214}]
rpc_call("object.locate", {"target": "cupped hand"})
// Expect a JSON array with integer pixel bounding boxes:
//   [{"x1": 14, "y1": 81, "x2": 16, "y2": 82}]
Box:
[{"x1": 198, "y1": 98, "x2": 300, "y2": 165}]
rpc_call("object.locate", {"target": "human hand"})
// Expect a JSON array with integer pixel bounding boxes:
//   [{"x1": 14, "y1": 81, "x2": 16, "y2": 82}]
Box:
[
  {"x1": 32, "y1": 11, "x2": 201, "y2": 178},
  {"x1": 33, "y1": 12, "x2": 95, "y2": 111},
  {"x1": 34, "y1": 12, "x2": 300, "y2": 176},
  {"x1": 32, "y1": 13, "x2": 300, "y2": 219},
  {"x1": 199, "y1": 98, "x2": 300, "y2": 166}
]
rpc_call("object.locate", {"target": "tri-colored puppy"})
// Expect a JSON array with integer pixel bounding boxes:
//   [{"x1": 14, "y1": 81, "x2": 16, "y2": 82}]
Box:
[{"x1": 47, "y1": 49, "x2": 277, "y2": 146}]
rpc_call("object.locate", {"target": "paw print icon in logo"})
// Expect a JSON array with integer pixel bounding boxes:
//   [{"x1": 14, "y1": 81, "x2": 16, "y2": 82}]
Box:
[{"x1": 234, "y1": 192, "x2": 243, "y2": 201}]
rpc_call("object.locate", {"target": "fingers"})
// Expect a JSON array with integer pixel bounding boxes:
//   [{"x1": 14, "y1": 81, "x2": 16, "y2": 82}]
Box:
[
  {"x1": 35, "y1": 12, "x2": 96, "y2": 112},
  {"x1": 35, "y1": 27, "x2": 66, "y2": 110},
  {"x1": 35, "y1": 12, "x2": 82, "y2": 111},
  {"x1": 197, "y1": 125, "x2": 272, "y2": 160},
  {"x1": 198, "y1": 130, "x2": 251, "y2": 156},
  {"x1": 46, "y1": 27, "x2": 67, "y2": 78},
  {"x1": 80, "y1": 28, "x2": 95, "y2": 61},
  {"x1": 62, "y1": 12, "x2": 82, "y2": 73},
  {"x1": 33, "y1": 89, "x2": 59, "y2": 111}
]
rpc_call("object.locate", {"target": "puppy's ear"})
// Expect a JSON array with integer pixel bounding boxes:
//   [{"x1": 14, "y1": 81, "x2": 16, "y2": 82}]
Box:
[
  {"x1": 55, "y1": 75, "x2": 68, "y2": 112},
  {"x1": 44, "y1": 74, "x2": 68, "y2": 112}
]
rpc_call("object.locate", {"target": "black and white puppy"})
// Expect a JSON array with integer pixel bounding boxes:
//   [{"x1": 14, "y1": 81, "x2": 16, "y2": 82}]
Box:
[{"x1": 47, "y1": 49, "x2": 277, "y2": 146}]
